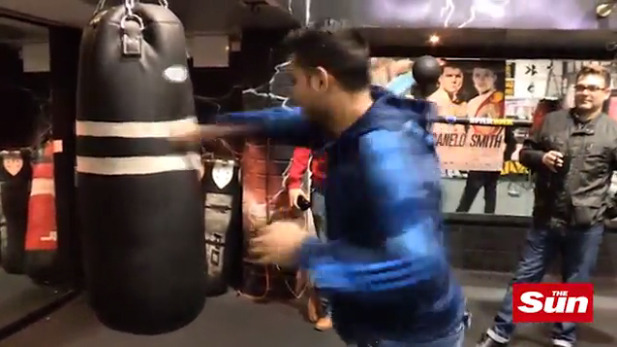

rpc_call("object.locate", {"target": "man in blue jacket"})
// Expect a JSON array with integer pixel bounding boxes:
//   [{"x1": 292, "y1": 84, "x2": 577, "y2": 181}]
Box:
[{"x1": 177, "y1": 26, "x2": 465, "y2": 347}]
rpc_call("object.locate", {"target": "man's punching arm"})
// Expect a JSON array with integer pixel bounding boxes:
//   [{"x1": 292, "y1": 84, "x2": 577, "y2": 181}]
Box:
[
  {"x1": 172, "y1": 107, "x2": 318, "y2": 148},
  {"x1": 298, "y1": 128, "x2": 446, "y2": 296},
  {"x1": 213, "y1": 107, "x2": 319, "y2": 147}
]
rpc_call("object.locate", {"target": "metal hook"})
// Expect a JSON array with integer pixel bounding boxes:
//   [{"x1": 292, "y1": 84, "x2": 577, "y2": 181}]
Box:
[
  {"x1": 120, "y1": 13, "x2": 145, "y2": 30},
  {"x1": 120, "y1": 15, "x2": 145, "y2": 56}
]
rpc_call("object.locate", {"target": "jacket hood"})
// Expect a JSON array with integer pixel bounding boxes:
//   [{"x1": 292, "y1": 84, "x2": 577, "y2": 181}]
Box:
[{"x1": 340, "y1": 86, "x2": 433, "y2": 141}]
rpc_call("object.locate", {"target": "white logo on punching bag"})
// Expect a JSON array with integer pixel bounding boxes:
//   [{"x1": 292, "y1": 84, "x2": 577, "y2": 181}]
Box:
[
  {"x1": 2, "y1": 153, "x2": 23, "y2": 176},
  {"x1": 40, "y1": 231, "x2": 57, "y2": 242},
  {"x1": 163, "y1": 65, "x2": 188, "y2": 83},
  {"x1": 212, "y1": 160, "x2": 234, "y2": 190}
]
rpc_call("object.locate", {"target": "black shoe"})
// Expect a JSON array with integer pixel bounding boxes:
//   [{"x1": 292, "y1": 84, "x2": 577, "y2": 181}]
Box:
[{"x1": 476, "y1": 333, "x2": 508, "y2": 347}]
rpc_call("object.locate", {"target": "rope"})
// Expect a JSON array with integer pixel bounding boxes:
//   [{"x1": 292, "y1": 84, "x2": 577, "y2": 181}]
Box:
[{"x1": 430, "y1": 115, "x2": 532, "y2": 127}]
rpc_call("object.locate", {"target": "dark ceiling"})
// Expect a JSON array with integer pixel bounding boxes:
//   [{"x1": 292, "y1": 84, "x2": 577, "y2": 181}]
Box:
[
  {"x1": 0, "y1": 17, "x2": 47, "y2": 44},
  {"x1": 362, "y1": 28, "x2": 617, "y2": 48},
  {"x1": 0, "y1": 0, "x2": 616, "y2": 59},
  {"x1": 80, "y1": 0, "x2": 298, "y2": 32},
  {"x1": 363, "y1": 28, "x2": 617, "y2": 59}
]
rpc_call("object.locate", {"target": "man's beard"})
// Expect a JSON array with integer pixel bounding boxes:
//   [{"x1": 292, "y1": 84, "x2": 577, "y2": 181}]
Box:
[
  {"x1": 304, "y1": 106, "x2": 331, "y2": 128},
  {"x1": 575, "y1": 103, "x2": 600, "y2": 114}
]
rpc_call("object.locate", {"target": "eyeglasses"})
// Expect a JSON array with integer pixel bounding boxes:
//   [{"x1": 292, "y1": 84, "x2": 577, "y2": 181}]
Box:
[{"x1": 574, "y1": 84, "x2": 606, "y2": 92}]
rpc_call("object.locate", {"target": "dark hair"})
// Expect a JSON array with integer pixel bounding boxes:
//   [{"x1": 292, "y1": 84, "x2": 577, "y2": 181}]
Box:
[
  {"x1": 441, "y1": 60, "x2": 462, "y2": 72},
  {"x1": 283, "y1": 22, "x2": 370, "y2": 92},
  {"x1": 472, "y1": 65, "x2": 496, "y2": 76},
  {"x1": 576, "y1": 64, "x2": 611, "y2": 88}
]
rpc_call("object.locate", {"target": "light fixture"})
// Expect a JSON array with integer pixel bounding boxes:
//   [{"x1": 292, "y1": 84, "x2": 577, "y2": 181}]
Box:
[
  {"x1": 596, "y1": 1, "x2": 617, "y2": 18},
  {"x1": 428, "y1": 34, "x2": 440, "y2": 45}
]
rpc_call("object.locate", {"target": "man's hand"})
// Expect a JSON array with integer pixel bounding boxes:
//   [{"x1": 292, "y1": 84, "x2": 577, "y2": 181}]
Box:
[
  {"x1": 169, "y1": 123, "x2": 201, "y2": 145},
  {"x1": 249, "y1": 221, "x2": 310, "y2": 268},
  {"x1": 169, "y1": 124, "x2": 256, "y2": 150},
  {"x1": 541, "y1": 150, "x2": 564, "y2": 172},
  {"x1": 288, "y1": 188, "x2": 309, "y2": 209}
]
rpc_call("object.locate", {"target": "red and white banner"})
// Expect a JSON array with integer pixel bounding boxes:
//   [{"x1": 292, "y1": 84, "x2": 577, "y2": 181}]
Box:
[{"x1": 513, "y1": 283, "x2": 594, "y2": 323}]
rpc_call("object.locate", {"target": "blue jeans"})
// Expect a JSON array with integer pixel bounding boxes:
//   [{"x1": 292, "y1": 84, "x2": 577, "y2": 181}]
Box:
[
  {"x1": 311, "y1": 188, "x2": 330, "y2": 316},
  {"x1": 349, "y1": 322, "x2": 465, "y2": 347},
  {"x1": 489, "y1": 224, "x2": 604, "y2": 345}
]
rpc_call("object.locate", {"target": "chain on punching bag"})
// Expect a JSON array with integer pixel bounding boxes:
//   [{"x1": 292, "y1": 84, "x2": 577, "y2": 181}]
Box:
[{"x1": 77, "y1": 0, "x2": 205, "y2": 334}]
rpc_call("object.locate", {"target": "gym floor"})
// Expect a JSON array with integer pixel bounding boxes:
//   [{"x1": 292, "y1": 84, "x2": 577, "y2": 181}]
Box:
[
  {"x1": 0, "y1": 270, "x2": 68, "y2": 332},
  {"x1": 1, "y1": 271, "x2": 616, "y2": 347}
]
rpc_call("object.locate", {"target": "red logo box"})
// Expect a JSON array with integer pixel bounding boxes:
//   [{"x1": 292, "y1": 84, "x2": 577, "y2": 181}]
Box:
[{"x1": 512, "y1": 283, "x2": 593, "y2": 323}]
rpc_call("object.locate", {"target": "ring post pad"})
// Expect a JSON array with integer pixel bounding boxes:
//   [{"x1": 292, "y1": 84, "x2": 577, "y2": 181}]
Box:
[{"x1": 122, "y1": 19, "x2": 143, "y2": 57}]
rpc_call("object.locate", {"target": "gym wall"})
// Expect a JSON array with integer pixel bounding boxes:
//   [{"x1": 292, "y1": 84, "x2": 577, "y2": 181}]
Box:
[{"x1": 228, "y1": 29, "x2": 617, "y2": 280}]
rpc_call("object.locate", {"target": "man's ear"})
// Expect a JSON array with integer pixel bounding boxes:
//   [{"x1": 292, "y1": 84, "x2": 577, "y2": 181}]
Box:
[
  {"x1": 604, "y1": 89, "x2": 611, "y2": 102},
  {"x1": 310, "y1": 67, "x2": 330, "y2": 91}
]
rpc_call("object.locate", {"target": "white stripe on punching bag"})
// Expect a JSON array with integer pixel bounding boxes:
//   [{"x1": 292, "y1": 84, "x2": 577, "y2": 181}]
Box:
[
  {"x1": 31, "y1": 178, "x2": 55, "y2": 196},
  {"x1": 76, "y1": 153, "x2": 202, "y2": 176},
  {"x1": 75, "y1": 117, "x2": 198, "y2": 138},
  {"x1": 76, "y1": 116, "x2": 201, "y2": 176}
]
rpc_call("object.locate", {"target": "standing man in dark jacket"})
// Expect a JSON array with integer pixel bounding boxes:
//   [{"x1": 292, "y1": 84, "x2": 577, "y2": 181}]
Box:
[{"x1": 477, "y1": 65, "x2": 617, "y2": 347}]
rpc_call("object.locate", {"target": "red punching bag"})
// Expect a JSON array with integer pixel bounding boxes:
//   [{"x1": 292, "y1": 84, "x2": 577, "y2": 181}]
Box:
[{"x1": 25, "y1": 141, "x2": 58, "y2": 283}]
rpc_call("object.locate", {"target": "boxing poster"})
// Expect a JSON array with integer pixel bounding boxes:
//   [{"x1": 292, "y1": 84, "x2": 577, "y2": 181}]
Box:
[{"x1": 426, "y1": 59, "x2": 507, "y2": 172}]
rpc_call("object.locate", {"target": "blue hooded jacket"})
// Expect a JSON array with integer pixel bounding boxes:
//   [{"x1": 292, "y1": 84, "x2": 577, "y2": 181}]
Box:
[{"x1": 221, "y1": 87, "x2": 464, "y2": 342}]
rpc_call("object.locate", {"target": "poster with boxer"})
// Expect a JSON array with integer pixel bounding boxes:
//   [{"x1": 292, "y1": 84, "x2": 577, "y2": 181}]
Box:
[
  {"x1": 371, "y1": 58, "x2": 509, "y2": 174},
  {"x1": 426, "y1": 59, "x2": 507, "y2": 173}
]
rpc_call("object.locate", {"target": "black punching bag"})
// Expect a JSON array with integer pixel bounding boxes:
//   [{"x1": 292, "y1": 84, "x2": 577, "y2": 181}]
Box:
[
  {"x1": 76, "y1": 3, "x2": 205, "y2": 334},
  {"x1": 0, "y1": 150, "x2": 32, "y2": 274}
]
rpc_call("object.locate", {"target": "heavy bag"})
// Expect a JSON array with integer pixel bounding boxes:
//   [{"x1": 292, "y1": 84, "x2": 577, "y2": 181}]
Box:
[
  {"x1": 0, "y1": 150, "x2": 32, "y2": 274},
  {"x1": 25, "y1": 142, "x2": 58, "y2": 282},
  {"x1": 76, "y1": 3, "x2": 205, "y2": 335},
  {"x1": 203, "y1": 158, "x2": 242, "y2": 296},
  {"x1": 0, "y1": 182, "x2": 5, "y2": 261}
]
